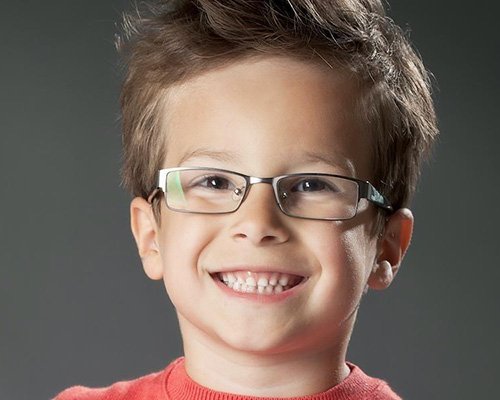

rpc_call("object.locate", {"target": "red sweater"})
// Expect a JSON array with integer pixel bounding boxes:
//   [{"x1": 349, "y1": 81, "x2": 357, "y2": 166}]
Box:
[{"x1": 54, "y1": 358, "x2": 401, "y2": 400}]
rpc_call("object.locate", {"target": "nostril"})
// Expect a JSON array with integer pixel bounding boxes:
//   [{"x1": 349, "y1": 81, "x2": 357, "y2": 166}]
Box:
[
  {"x1": 260, "y1": 235, "x2": 280, "y2": 244},
  {"x1": 233, "y1": 232, "x2": 248, "y2": 240}
]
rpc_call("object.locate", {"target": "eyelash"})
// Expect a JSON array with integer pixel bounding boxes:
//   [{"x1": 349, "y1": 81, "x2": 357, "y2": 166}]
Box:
[
  {"x1": 289, "y1": 178, "x2": 338, "y2": 193},
  {"x1": 192, "y1": 175, "x2": 236, "y2": 190}
]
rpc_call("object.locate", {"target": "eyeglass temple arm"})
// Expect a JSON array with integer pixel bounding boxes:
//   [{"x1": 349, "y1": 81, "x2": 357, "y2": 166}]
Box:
[
  {"x1": 359, "y1": 182, "x2": 393, "y2": 212},
  {"x1": 147, "y1": 188, "x2": 161, "y2": 204},
  {"x1": 148, "y1": 170, "x2": 170, "y2": 203}
]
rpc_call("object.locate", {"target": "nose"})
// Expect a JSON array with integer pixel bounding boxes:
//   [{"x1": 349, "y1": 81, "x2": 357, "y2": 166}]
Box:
[{"x1": 228, "y1": 183, "x2": 290, "y2": 246}]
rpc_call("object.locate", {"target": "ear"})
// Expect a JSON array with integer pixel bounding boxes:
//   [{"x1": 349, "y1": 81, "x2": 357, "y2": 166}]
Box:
[
  {"x1": 130, "y1": 197, "x2": 164, "y2": 280},
  {"x1": 367, "y1": 208, "x2": 414, "y2": 290}
]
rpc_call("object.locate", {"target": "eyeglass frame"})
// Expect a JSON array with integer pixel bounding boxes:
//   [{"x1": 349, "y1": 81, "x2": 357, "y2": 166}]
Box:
[{"x1": 147, "y1": 166, "x2": 393, "y2": 221}]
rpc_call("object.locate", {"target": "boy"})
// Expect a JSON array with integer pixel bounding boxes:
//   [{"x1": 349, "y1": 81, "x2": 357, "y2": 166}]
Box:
[{"x1": 55, "y1": 0, "x2": 437, "y2": 399}]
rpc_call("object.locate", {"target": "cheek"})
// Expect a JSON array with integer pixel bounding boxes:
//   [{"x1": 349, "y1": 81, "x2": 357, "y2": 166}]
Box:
[
  {"x1": 307, "y1": 223, "x2": 376, "y2": 298},
  {"x1": 338, "y1": 227, "x2": 374, "y2": 288},
  {"x1": 158, "y1": 214, "x2": 218, "y2": 293},
  {"x1": 313, "y1": 222, "x2": 372, "y2": 265}
]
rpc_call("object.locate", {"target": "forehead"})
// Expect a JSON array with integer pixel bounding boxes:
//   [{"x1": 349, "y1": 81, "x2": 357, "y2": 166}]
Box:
[{"x1": 161, "y1": 57, "x2": 372, "y2": 178}]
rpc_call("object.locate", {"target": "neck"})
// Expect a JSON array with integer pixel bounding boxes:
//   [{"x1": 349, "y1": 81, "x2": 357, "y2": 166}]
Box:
[{"x1": 179, "y1": 318, "x2": 352, "y2": 397}]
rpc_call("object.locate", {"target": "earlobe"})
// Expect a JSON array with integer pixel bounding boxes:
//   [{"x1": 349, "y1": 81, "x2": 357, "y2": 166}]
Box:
[
  {"x1": 130, "y1": 197, "x2": 164, "y2": 280},
  {"x1": 368, "y1": 208, "x2": 414, "y2": 291},
  {"x1": 367, "y1": 260, "x2": 393, "y2": 290}
]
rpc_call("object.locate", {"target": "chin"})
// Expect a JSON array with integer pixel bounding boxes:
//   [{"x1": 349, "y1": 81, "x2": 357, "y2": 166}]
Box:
[{"x1": 213, "y1": 324, "x2": 320, "y2": 357}]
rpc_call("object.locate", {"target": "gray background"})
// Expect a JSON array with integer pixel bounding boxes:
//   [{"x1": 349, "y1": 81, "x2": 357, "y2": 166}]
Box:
[{"x1": 1, "y1": 1, "x2": 499, "y2": 399}]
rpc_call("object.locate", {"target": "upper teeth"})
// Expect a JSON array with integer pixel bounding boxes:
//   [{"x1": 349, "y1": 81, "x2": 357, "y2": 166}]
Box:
[{"x1": 217, "y1": 271, "x2": 302, "y2": 294}]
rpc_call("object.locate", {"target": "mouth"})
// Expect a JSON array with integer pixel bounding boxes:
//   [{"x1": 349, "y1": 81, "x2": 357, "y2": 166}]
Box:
[{"x1": 212, "y1": 270, "x2": 306, "y2": 295}]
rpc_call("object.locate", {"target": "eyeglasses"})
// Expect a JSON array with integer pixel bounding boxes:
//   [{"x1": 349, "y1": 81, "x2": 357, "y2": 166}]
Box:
[{"x1": 148, "y1": 167, "x2": 393, "y2": 221}]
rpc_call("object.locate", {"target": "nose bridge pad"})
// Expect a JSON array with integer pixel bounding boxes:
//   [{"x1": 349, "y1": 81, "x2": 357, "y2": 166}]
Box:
[
  {"x1": 279, "y1": 189, "x2": 288, "y2": 206},
  {"x1": 232, "y1": 186, "x2": 245, "y2": 202}
]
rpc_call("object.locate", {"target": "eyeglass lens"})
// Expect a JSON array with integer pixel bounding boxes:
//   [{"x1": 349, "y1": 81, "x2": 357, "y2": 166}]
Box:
[{"x1": 164, "y1": 169, "x2": 360, "y2": 220}]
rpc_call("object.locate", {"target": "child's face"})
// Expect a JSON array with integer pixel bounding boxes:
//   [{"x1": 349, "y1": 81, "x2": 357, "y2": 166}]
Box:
[{"x1": 133, "y1": 57, "x2": 403, "y2": 358}]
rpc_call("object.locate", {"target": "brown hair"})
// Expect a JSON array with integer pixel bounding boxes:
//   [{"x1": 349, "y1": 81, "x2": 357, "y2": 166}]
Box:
[{"x1": 117, "y1": 0, "x2": 438, "y2": 223}]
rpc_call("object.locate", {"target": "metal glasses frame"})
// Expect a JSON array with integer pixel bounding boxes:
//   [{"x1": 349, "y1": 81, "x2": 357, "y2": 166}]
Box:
[{"x1": 147, "y1": 167, "x2": 393, "y2": 221}]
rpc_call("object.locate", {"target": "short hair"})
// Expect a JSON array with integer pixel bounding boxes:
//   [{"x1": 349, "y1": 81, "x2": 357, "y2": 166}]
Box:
[{"x1": 117, "y1": 0, "x2": 438, "y2": 225}]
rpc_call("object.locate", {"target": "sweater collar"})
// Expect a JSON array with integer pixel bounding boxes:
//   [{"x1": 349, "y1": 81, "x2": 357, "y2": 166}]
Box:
[{"x1": 164, "y1": 357, "x2": 379, "y2": 400}]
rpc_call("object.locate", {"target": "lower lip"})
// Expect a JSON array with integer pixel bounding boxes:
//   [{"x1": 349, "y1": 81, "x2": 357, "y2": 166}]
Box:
[{"x1": 212, "y1": 276, "x2": 306, "y2": 303}]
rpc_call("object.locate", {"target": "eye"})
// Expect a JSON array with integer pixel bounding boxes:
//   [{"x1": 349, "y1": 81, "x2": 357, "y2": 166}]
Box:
[
  {"x1": 291, "y1": 178, "x2": 336, "y2": 193},
  {"x1": 194, "y1": 175, "x2": 234, "y2": 190}
]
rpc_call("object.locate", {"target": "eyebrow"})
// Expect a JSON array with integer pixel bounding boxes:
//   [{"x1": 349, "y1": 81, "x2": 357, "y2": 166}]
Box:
[
  {"x1": 302, "y1": 151, "x2": 356, "y2": 176},
  {"x1": 177, "y1": 147, "x2": 356, "y2": 176},
  {"x1": 177, "y1": 148, "x2": 241, "y2": 165}
]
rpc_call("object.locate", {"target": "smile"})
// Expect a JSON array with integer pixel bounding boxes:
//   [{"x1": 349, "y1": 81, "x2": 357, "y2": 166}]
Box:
[{"x1": 214, "y1": 271, "x2": 305, "y2": 295}]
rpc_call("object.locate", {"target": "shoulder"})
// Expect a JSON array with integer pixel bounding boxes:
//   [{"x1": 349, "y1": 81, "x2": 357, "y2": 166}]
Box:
[
  {"x1": 52, "y1": 358, "x2": 182, "y2": 400},
  {"x1": 342, "y1": 362, "x2": 402, "y2": 400}
]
